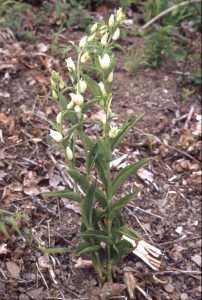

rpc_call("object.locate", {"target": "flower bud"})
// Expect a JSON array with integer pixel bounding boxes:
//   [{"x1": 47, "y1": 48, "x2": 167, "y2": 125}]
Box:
[
  {"x1": 99, "y1": 54, "x2": 110, "y2": 70},
  {"x1": 52, "y1": 70, "x2": 59, "y2": 81},
  {"x1": 107, "y1": 71, "x2": 113, "y2": 83},
  {"x1": 88, "y1": 33, "x2": 96, "y2": 42},
  {"x1": 79, "y1": 36, "x2": 87, "y2": 48},
  {"x1": 81, "y1": 52, "x2": 90, "y2": 64},
  {"x1": 116, "y1": 7, "x2": 125, "y2": 24},
  {"x1": 108, "y1": 14, "x2": 115, "y2": 27},
  {"x1": 70, "y1": 93, "x2": 84, "y2": 106},
  {"x1": 49, "y1": 130, "x2": 63, "y2": 142},
  {"x1": 67, "y1": 100, "x2": 74, "y2": 110},
  {"x1": 109, "y1": 126, "x2": 119, "y2": 139},
  {"x1": 77, "y1": 79, "x2": 87, "y2": 94},
  {"x1": 59, "y1": 79, "x2": 65, "y2": 90},
  {"x1": 90, "y1": 23, "x2": 97, "y2": 33},
  {"x1": 66, "y1": 57, "x2": 76, "y2": 72},
  {"x1": 98, "y1": 82, "x2": 106, "y2": 96},
  {"x1": 56, "y1": 112, "x2": 62, "y2": 124},
  {"x1": 99, "y1": 25, "x2": 108, "y2": 35},
  {"x1": 112, "y1": 28, "x2": 120, "y2": 41},
  {"x1": 74, "y1": 105, "x2": 81, "y2": 113},
  {"x1": 101, "y1": 32, "x2": 109, "y2": 46},
  {"x1": 66, "y1": 146, "x2": 73, "y2": 161},
  {"x1": 50, "y1": 78, "x2": 56, "y2": 89},
  {"x1": 52, "y1": 90, "x2": 58, "y2": 100}
]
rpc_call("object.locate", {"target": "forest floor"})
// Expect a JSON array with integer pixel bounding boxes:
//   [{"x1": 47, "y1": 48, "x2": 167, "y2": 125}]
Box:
[{"x1": 0, "y1": 3, "x2": 201, "y2": 300}]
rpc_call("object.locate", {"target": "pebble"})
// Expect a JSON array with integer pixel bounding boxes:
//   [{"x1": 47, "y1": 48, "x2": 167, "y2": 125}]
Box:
[
  {"x1": 164, "y1": 283, "x2": 174, "y2": 293},
  {"x1": 181, "y1": 293, "x2": 188, "y2": 300}
]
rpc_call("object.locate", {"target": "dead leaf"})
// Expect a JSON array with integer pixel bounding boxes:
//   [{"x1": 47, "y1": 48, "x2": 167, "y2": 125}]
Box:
[
  {"x1": 6, "y1": 261, "x2": 20, "y2": 278},
  {"x1": 27, "y1": 287, "x2": 44, "y2": 300},
  {"x1": 164, "y1": 283, "x2": 174, "y2": 293},
  {"x1": 191, "y1": 254, "x2": 201, "y2": 267},
  {"x1": 0, "y1": 244, "x2": 9, "y2": 254},
  {"x1": 123, "y1": 271, "x2": 136, "y2": 298},
  {"x1": 137, "y1": 168, "x2": 154, "y2": 184},
  {"x1": 169, "y1": 245, "x2": 186, "y2": 262},
  {"x1": 75, "y1": 258, "x2": 93, "y2": 269}
]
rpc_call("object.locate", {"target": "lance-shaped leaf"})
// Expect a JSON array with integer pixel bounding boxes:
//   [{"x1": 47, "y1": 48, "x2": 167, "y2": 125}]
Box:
[
  {"x1": 80, "y1": 230, "x2": 113, "y2": 245},
  {"x1": 112, "y1": 158, "x2": 150, "y2": 194},
  {"x1": 95, "y1": 157, "x2": 112, "y2": 199},
  {"x1": 82, "y1": 99, "x2": 99, "y2": 114},
  {"x1": 114, "y1": 239, "x2": 133, "y2": 255},
  {"x1": 110, "y1": 114, "x2": 144, "y2": 150},
  {"x1": 109, "y1": 191, "x2": 138, "y2": 221},
  {"x1": 44, "y1": 190, "x2": 81, "y2": 203},
  {"x1": 73, "y1": 241, "x2": 100, "y2": 257},
  {"x1": 82, "y1": 74, "x2": 103, "y2": 98},
  {"x1": 87, "y1": 142, "x2": 98, "y2": 174},
  {"x1": 97, "y1": 137, "x2": 112, "y2": 162},
  {"x1": 82, "y1": 182, "x2": 96, "y2": 227},
  {"x1": 39, "y1": 247, "x2": 72, "y2": 254},
  {"x1": 66, "y1": 168, "x2": 108, "y2": 208},
  {"x1": 117, "y1": 226, "x2": 141, "y2": 241}
]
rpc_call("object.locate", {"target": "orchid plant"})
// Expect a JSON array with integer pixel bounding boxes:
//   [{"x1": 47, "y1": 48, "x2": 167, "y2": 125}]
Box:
[{"x1": 46, "y1": 8, "x2": 149, "y2": 285}]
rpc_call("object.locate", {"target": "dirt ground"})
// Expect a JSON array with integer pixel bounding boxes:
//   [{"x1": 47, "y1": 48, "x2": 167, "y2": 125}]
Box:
[{"x1": 0, "y1": 4, "x2": 201, "y2": 300}]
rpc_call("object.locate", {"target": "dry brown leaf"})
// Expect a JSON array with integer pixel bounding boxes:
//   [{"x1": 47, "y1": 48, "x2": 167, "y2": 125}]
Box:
[{"x1": 123, "y1": 271, "x2": 136, "y2": 298}]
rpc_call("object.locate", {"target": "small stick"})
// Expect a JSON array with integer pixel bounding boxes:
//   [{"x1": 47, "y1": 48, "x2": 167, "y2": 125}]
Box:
[
  {"x1": 159, "y1": 235, "x2": 201, "y2": 246},
  {"x1": 142, "y1": 0, "x2": 201, "y2": 29},
  {"x1": 128, "y1": 204, "x2": 164, "y2": 219},
  {"x1": 184, "y1": 103, "x2": 196, "y2": 129},
  {"x1": 125, "y1": 206, "x2": 154, "y2": 245}
]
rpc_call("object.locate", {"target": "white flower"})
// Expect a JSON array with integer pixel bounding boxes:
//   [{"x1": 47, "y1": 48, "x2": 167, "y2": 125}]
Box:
[
  {"x1": 107, "y1": 71, "x2": 113, "y2": 83},
  {"x1": 109, "y1": 126, "x2": 119, "y2": 138},
  {"x1": 56, "y1": 112, "x2": 62, "y2": 124},
  {"x1": 81, "y1": 52, "x2": 90, "y2": 63},
  {"x1": 77, "y1": 79, "x2": 87, "y2": 94},
  {"x1": 116, "y1": 7, "x2": 124, "y2": 24},
  {"x1": 98, "y1": 54, "x2": 110, "y2": 69},
  {"x1": 66, "y1": 146, "x2": 73, "y2": 161},
  {"x1": 50, "y1": 130, "x2": 63, "y2": 142},
  {"x1": 90, "y1": 23, "x2": 97, "y2": 33},
  {"x1": 112, "y1": 28, "x2": 120, "y2": 41},
  {"x1": 98, "y1": 82, "x2": 106, "y2": 96},
  {"x1": 74, "y1": 105, "x2": 81, "y2": 113},
  {"x1": 99, "y1": 25, "x2": 108, "y2": 35},
  {"x1": 59, "y1": 79, "x2": 65, "y2": 90},
  {"x1": 101, "y1": 32, "x2": 109, "y2": 46},
  {"x1": 52, "y1": 90, "x2": 58, "y2": 100},
  {"x1": 50, "y1": 78, "x2": 56, "y2": 89},
  {"x1": 88, "y1": 33, "x2": 96, "y2": 42},
  {"x1": 108, "y1": 14, "x2": 115, "y2": 27},
  {"x1": 70, "y1": 93, "x2": 84, "y2": 106},
  {"x1": 67, "y1": 100, "x2": 74, "y2": 110},
  {"x1": 66, "y1": 57, "x2": 76, "y2": 71},
  {"x1": 79, "y1": 36, "x2": 87, "y2": 48}
]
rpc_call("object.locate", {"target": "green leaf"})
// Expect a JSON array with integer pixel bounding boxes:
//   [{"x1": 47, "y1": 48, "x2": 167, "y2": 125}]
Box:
[
  {"x1": 73, "y1": 241, "x2": 100, "y2": 257},
  {"x1": 112, "y1": 158, "x2": 150, "y2": 194},
  {"x1": 6, "y1": 216, "x2": 22, "y2": 237},
  {"x1": 82, "y1": 182, "x2": 96, "y2": 227},
  {"x1": 95, "y1": 157, "x2": 112, "y2": 199},
  {"x1": 97, "y1": 137, "x2": 112, "y2": 162},
  {"x1": 80, "y1": 230, "x2": 112, "y2": 245},
  {"x1": 44, "y1": 190, "x2": 81, "y2": 202},
  {"x1": 82, "y1": 74, "x2": 102, "y2": 98},
  {"x1": 109, "y1": 191, "x2": 138, "y2": 221},
  {"x1": 39, "y1": 247, "x2": 72, "y2": 254},
  {"x1": 0, "y1": 222, "x2": 10, "y2": 238},
  {"x1": 173, "y1": 47, "x2": 187, "y2": 60},
  {"x1": 115, "y1": 239, "x2": 133, "y2": 255},
  {"x1": 66, "y1": 168, "x2": 108, "y2": 208},
  {"x1": 116, "y1": 226, "x2": 141, "y2": 241},
  {"x1": 82, "y1": 99, "x2": 99, "y2": 114},
  {"x1": 110, "y1": 114, "x2": 144, "y2": 150},
  {"x1": 87, "y1": 142, "x2": 98, "y2": 174},
  {"x1": 83, "y1": 133, "x2": 95, "y2": 149}
]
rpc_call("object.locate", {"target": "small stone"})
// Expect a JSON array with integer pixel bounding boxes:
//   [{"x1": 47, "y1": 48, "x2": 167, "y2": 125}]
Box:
[
  {"x1": 164, "y1": 283, "x2": 174, "y2": 293},
  {"x1": 181, "y1": 293, "x2": 188, "y2": 300}
]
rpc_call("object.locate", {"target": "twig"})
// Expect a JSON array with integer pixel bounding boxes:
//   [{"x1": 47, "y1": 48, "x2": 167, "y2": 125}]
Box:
[
  {"x1": 184, "y1": 103, "x2": 196, "y2": 129},
  {"x1": 125, "y1": 206, "x2": 154, "y2": 245},
  {"x1": 150, "y1": 270, "x2": 201, "y2": 280},
  {"x1": 36, "y1": 261, "x2": 49, "y2": 292},
  {"x1": 159, "y1": 235, "x2": 201, "y2": 246},
  {"x1": 127, "y1": 204, "x2": 164, "y2": 219},
  {"x1": 142, "y1": 0, "x2": 201, "y2": 29}
]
